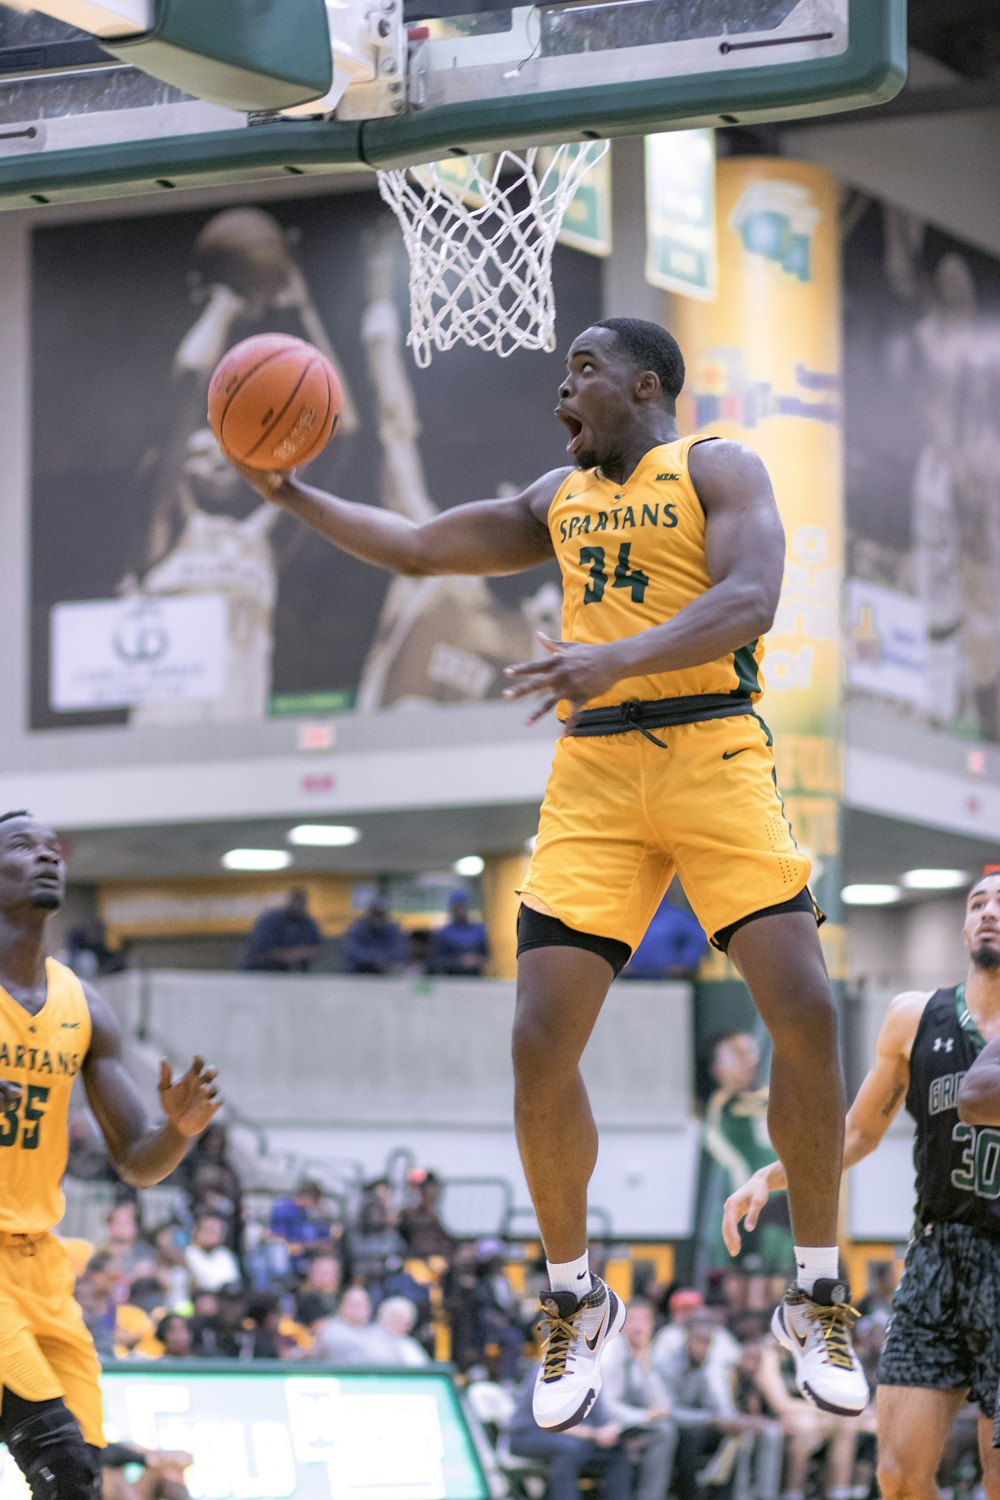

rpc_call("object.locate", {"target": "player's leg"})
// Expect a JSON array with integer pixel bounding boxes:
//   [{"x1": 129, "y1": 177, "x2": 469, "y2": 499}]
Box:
[
  {"x1": 0, "y1": 1391, "x2": 101, "y2": 1499},
  {"x1": 875, "y1": 1385, "x2": 965, "y2": 1500}
]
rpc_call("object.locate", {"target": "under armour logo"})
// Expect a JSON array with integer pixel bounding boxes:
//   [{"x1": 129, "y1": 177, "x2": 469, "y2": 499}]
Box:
[{"x1": 933, "y1": 1037, "x2": 954, "y2": 1053}]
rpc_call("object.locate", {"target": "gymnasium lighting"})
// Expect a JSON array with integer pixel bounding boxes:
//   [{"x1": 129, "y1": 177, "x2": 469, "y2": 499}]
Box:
[
  {"x1": 222, "y1": 849, "x2": 292, "y2": 872},
  {"x1": 288, "y1": 824, "x2": 361, "y2": 847},
  {"x1": 901, "y1": 868, "x2": 970, "y2": 891},
  {"x1": 4, "y1": 1, "x2": 153, "y2": 36},
  {"x1": 454, "y1": 855, "x2": 485, "y2": 877},
  {"x1": 841, "y1": 883, "x2": 902, "y2": 906}
]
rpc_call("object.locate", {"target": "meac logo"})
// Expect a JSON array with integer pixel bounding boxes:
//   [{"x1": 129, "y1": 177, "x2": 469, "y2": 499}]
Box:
[{"x1": 730, "y1": 181, "x2": 820, "y2": 283}]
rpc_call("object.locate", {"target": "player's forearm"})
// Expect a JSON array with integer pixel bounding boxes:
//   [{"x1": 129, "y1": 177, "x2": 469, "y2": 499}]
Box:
[
  {"x1": 271, "y1": 477, "x2": 427, "y2": 573},
  {"x1": 611, "y1": 578, "x2": 776, "y2": 681},
  {"x1": 115, "y1": 1119, "x2": 191, "y2": 1189}
]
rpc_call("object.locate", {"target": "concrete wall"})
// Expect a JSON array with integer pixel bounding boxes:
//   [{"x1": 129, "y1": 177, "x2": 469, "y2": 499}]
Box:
[{"x1": 101, "y1": 970, "x2": 700, "y2": 1239}]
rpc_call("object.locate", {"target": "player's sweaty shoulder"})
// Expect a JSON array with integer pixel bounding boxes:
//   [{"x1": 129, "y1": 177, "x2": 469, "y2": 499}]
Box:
[
  {"x1": 880, "y1": 989, "x2": 935, "y2": 1061},
  {"x1": 524, "y1": 466, "x2": 575, "y2": 527}
]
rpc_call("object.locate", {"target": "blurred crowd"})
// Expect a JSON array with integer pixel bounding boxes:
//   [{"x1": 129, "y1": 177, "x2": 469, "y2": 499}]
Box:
[{"x1": 62, "y1": 1122, "x2": 986, "y2": 1500}]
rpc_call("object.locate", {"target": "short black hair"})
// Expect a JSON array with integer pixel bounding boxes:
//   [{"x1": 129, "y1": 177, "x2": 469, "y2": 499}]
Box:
[
  {"x1": 0, "y1": 810, "x2": 31, "y2": 824},
  {"x1": 595, "y1": 317, "x2": 685, "y2": 402}
]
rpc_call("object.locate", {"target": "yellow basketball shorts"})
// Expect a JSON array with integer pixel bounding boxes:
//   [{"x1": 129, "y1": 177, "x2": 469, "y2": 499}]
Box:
[
  {"x1": 0, "y1": 1233, "x2": 104, "y2": 1447},
  {"x1": 518, "y1": 712, "x2": 812, "y2": 953}
]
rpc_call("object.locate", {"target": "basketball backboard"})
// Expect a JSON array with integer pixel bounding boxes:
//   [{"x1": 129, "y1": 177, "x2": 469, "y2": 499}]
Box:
[{"x1": 0, "y1": 0, "x2": 906, "y2": 208}]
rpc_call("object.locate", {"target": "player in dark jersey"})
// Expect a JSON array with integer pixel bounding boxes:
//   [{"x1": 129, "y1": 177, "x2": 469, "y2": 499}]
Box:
[{"x1": 722, "y1": 870, "x2": 1000, "y2": 1500}]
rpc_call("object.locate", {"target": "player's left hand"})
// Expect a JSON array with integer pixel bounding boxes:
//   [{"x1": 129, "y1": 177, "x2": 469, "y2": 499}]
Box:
[
  {"x1": 159, "y1": 1056, "x2": 221, "y2": 1138},
  {"x1": 503, "y1": 633, "x2": 623, "y2": 727}
]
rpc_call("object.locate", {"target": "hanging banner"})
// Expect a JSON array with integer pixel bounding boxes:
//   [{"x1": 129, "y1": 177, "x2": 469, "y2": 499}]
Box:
[
  {"x1": 645, "y1": 129, "x2": 717, "y2": 299},
  {"x1": 548, "y1": 142, "x2": 612, "y2": 257},
  {"x1": 672, "y1": 158, "x2": 845, "y2": 977}
]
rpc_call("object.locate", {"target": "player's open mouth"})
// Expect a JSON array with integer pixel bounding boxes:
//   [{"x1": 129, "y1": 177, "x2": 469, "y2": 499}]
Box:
[{"x1": 557, "y1": 408, "x2": 584, "y2": 454}]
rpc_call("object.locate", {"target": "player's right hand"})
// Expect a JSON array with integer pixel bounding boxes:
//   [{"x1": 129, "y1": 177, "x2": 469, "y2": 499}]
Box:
[
  {"x1": 0, "y1": 1076, "x2": 22, "y2": 1109},
  {"x1": 721, "y1": 1167, "x2": 773, "y2": 1257},
  {"x1": 228, "y1": 458, "x2": 291, "y2": 502}
]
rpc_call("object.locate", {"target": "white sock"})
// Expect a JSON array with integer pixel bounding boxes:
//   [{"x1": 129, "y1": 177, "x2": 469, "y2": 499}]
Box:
[
  {"x1": 793, "y1": 1245, "x2": 839, "y2": 1294},
  {"x1": 547, "y1": 1251, "x2": 592, "y2": 1295}
]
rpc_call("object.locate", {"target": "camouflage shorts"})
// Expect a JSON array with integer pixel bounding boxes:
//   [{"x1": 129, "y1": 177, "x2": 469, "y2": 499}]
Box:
[{"x1": 878, "y1": 1220, "x2": 1000, "y2": 1420}]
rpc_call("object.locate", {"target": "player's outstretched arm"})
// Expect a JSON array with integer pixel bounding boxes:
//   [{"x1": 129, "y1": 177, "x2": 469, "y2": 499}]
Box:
[
  {"x1": 81, "y1": 986, "x2": 221, "y2": 1189},
  {"x1": 721, "y1": 989, "x2": 927, "y2": 1257},
  {"x1": 957, "y1": 1034, "x2": 1000, "y2": 1125},
  {"x1": 232, "y1": 461, "x2": 565, "y2": 578}
]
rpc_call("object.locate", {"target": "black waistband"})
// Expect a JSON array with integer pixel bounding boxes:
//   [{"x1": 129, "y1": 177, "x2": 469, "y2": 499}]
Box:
[{"x1": 564, "y1": 693, "x2": 755, "y2": 746}]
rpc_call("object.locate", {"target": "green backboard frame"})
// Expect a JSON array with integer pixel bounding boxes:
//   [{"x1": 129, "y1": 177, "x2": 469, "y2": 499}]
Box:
[{"x1": 0, "y1": 0, "x2": 906, "y2": 209}]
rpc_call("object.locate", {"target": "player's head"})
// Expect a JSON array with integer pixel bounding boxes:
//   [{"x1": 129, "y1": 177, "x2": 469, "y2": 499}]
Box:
[
  {"x1": 557, "y1": 319, "x2": 684, "y2": 470},
  {"x1": 0, "y1": 811, "x2": 65, "y2": 914},
  {"x1": 182, "y1": 427, "x2": 244, "y2": 512},
  {"x1": 964, "y1": 871, "x2": 1000, "y2": 971},
  {"x1": 709, "y1": 1030, "x2": 760, "y2": 1093},
  {"x1": 190, "y1": 207, "x2": 298, "y2": 311}
]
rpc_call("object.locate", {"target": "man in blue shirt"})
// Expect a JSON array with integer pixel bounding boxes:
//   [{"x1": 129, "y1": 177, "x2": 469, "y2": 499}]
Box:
[
  {"x1": 242, "y1": 889, "x2": 322, "y2": 971},
  {"x1": 621, "y1": 895, "x2": 706, "y2": 980},
  {"x1": 429, "y1": 892, "x2": 490, "y2": 976},
  {"x1": 341, "y1": 899, "x2": 409, "y2": 974}
]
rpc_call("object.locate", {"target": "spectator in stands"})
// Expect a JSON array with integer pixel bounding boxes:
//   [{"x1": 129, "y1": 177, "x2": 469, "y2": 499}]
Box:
[
  {"x1": 507, "y1": 1365, "x2": 633, "y2": 1500},
  {"x1": 654, "y1": 1310, "x2": 749, "y2": 1500},
  {"x1": 398, "y1": 1170, "x2": 456, "y2": 1260},
  {"x1": 470, "y1": 1242, "x2": 525, "y2": 1385},
  {"x1": 98, "y1": 1200, "x2": 156, "y2": 1282},
  {"x1": 66, "y1": 1112, "x2": 117, "y2": 1182},
  {"x1": 244, "y1": 1292, "x2": 297, "y2": 1359},
  {"x1": 620, "y1": 893, "x2": 707, "y2": 980},
  {"x1": 294, "y1": 1249, "x2": 343, "y2": 1330},
  {"x1": 600, "y1": 1298, "x2": 678, "y2": 1500},
  {"x1": 341, "y1": 898, "x2": 408, "y2": 975},
  {"x1": 269, "y1": 1179, "x2": 341, "y2": 1276},
  {"x1": 191, "y1": 1288, "x2": 254, "y2": 1359},
  {"x1": 66, "y1": 918, "x2": 126, "y2": 978},
  {"x1": 310, "y1": 1286, "x2": 384, "y2": 1365},
  {"x1": 406, "y1": 928, "x2": 433, "y2": 976},
  {"x1": 76, "y1": 1256, "x2": 119, "y2": 1361},
  {"x1": 242, "y1": 889, "x2": 322, "y2": 971},
  {"x1": 155, "y1": 1312, "x2": 195, "y2": 1359},
  {"x1": 184, "y1": 1213, "x2": 242, "y2": 1293},
  {"x1": 428, "y1": 892, "x2": 490, "y2": 976},
  {"x1": 372, "y1": 1297, "x2": 430, "y2": 1366},
  {"x1": 150, "y1": 1222, "x2": 193, "y2": 1309},
  {"x1": 652, "y1": 1289, "x2": 740, "y2": 1382},
  {"x1": 179, "y1": 1123, "x2": 243, "y2": 1239},
  {"x1": 117, "y1": 1277, "x2": 168, "y2": 1357}
]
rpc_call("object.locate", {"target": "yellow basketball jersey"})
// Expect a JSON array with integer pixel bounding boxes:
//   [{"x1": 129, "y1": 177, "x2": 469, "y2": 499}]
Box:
[
  {"x1": 0, "y1": 958, "x2": 92, "y2": 1233},
  {"x1": 549, "y1": 436, "x2": 765, "y2": 708}
]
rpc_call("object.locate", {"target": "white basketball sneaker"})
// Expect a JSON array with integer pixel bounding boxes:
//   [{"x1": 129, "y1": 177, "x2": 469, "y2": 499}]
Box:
[
  {"x1": 772, "y1": 1278, "x2": 869, "y2": 1416},
  {"x1": 532, "y1": 1277, "x2": 626, "y2": 1431}
]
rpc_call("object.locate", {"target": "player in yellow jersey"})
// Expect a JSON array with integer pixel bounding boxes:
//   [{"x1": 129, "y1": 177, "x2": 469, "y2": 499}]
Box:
[
  {"x1": 231, "y1": 317, "x2": 866, "y2": 1428},
  {"x1": 0, "y1": 810, "x2": 222, "y2": 1498}
]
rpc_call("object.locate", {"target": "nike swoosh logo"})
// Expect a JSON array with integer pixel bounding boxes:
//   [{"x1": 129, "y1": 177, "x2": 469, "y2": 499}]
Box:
[
  {"x1": 722, "y1": 748, "x2": 750, "y2": 761},
  {"x1": 585, "y1": 1304, "x2": 610, "y2": 1352}
]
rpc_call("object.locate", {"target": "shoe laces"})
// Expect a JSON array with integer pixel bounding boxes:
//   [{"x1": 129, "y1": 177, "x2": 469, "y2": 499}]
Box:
[
  {"x1": 540, "y1": 1307, "x2": 582, "y2": 1383},
  {"x1": 803, "y1": 1299, "x2": 860, "y2": 1371}
]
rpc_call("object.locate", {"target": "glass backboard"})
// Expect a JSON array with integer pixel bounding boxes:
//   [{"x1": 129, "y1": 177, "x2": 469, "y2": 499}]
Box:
[{"x1": 0, "y1": 0, "x2": 905, "y2": 208}]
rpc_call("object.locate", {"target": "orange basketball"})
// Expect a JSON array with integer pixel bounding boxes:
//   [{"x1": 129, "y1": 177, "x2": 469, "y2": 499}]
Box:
[{"x1": 207, "y1": 333, "x2": 342, "y2": 471}]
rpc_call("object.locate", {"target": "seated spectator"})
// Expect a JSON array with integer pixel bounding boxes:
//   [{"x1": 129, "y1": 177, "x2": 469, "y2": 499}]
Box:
[
  {"x1": 428, "y1": 892, "x2": 490, "y2": 976},
  {"x1": 469, "y1": 1243, "x2": 524, "y2": 1385},
  {"x1": 398, "y1": 1170, "x2": 456, "y2": 1261},
  {"x1": 507, "y1": 1365, "x2": 632, "y2": 1500},
  {"x1": 654, "y1": 1311, "x2": 755, "y2": 1500},
  {"x1": 155, "y1": 1312, "x2": 195, "y2": 1360},
  {"x1": 98, "y1": 1201, "x2": 156, "y2": 1283},
  {"x1": 67, "y1": 919, "x2": 126, "y2": 978},
  {"x1": 66, "y1": 1112, "x2": 116, "y2": 1183},
  {"x1": 341, "y1": 899, "x2": 408, "y2": 975},
  {"x1": 118, "y1": 1277, "x2": 169, "y2": 1358},
  {"x1": 371, "y1": 1297, "x2": 429, "y2": 1367},
  {"x1": 190, "y1": 1288, "x2": 253, "y2": 1359},
  {"x1": 310, "y1": 1286, "x2": 385, "y2": 1365},
  {"x1": 149, "y1": 1222, "x2": 192, "y2": 1309},
  {"x1": 245, "y1": 1293, "x2": 298, "y2": 1360},
  {"x1": 347, "y1": 1179, "x2": 405, "y2": 1280},
  {"x1": 269, "y1": 1179, "x2": 341, "y2": 1276},
  {"x1": 620, "y1": 894, "x2": 706, "y2": 980},
  {"x1": 294, "y1": 1249, "x2": 343, "y2": 1330},
  {"x1": 179, "y1": 1123, "x2": 243, "y2": 1241},
  {"x1": 76, "y1": 1255, "x2": 120, "y2": 1362},
  {"x1": 368, "y1": 1255, "x2": 433, "y2": 1336},
  {"x1": 652, "y1": 1288, "x2": 740, "y2": 1379},
  {"x1": 184, "y1": 1214, "x2": 241, "y2": 1294},
  {"x1": 601, "y1": 1298, "x2": 678, "y2": 1500},
  {"x1": 242, "y1": 889, "x2": 322, "y2": 972}
]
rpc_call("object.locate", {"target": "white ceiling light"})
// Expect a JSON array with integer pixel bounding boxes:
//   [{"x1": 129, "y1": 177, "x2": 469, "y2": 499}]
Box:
[
  {"x1": 901, "y1": 868, "x2": 969, "y2": 891},
  {"x1": 841, "y1": 883, "x2": 902, "y2": 907},
  {"x1": 222, "y1": 849, "x2": 292, "y2": 872},
  {"x1": 288, "y1": 824, "x2": 361, "y2": 847},
  {"x1": 454, "y1": 855, "x2": 485, "y2": 877}
]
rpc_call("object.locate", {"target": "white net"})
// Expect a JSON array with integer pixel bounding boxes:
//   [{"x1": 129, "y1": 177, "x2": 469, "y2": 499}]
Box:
[{"x1": 376, "y1": 141, "x2": 609, "y2": 367}]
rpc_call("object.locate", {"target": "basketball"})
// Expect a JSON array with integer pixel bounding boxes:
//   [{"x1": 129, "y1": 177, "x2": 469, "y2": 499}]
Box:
[{"x1": 207, "y1": 333, "x2": 342, "y2": 470}]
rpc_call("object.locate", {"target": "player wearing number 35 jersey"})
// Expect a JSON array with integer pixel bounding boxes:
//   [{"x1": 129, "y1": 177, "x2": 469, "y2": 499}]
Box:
[
  {"x1": 234, "y1": 316, "x2": 866, "y2": 1434},
  {"x1": 0, "y1": 811, "x2": 223, "y2": 1499}
]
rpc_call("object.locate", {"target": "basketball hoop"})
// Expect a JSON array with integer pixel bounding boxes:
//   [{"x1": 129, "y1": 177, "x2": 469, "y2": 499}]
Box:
[{"x1": 376, "y1": 141, "x2": 609, "y2": 367}]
